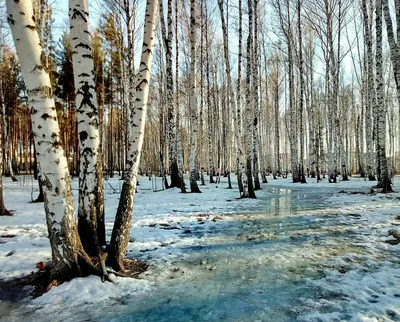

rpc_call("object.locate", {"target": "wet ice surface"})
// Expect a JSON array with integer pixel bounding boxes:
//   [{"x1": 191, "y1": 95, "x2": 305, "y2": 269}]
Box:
[{"x1": 2, "y1": 176, "x2": 400, "y2": 321}]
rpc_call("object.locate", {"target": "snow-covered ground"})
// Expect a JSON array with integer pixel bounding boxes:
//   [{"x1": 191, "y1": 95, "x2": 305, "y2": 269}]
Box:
[{"x1": 1, "y1": 174, "x2": 400, "y2": 321}]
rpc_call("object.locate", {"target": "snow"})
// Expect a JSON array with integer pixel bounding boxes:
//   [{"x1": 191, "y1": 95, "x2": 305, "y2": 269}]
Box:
[{"x1": 1, "y1": 174, "x2": 400, "y2": 321}]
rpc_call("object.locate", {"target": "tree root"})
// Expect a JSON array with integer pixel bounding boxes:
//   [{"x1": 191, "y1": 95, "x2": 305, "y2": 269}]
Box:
[
  {"x1": 106, "y1": 269, "x2": 130, "y2": 278},
  {"x1": 0, "y1": 209, "x2": 13, "y2": 216},
  {"x1": 2, "y1": 254, "x2": 148, "y2": 299}
]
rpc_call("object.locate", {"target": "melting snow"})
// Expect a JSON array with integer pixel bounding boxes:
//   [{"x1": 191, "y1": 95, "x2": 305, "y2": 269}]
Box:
[{"x1": 1, "y1": 174, "x2": 400, "y2": 321}]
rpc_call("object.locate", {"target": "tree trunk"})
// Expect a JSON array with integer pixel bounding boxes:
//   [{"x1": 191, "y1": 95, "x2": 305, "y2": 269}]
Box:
[
  {"x1": 236, "y1": 0, "x2": 246, "y2": 193},
  {"x1": 108, "y1": 0, "x2": 159, "y2": 270},
  {"x1": 376, "y1": 0, "x2": 393, "y2": 192},
  {"x1": 175, "y1": 0, "x2": 186, "y2": 193},
  {"x1": 0, "y1": 65, "x2": 11, "y2": 216},
  {"x1": 297, "y1": 0, "x2": 306, "y2": 184},
  {"x1": 189, "y1": 0, "x2": 201, "y2": 193},
  {"x1": 205, "y1": 4, "x2": 215, "y2": 185},
  {"x1": 160, "y1": 0, "x2": 179, "y2": 189},
  {"x1": 252, "y1": 0, "x2": 262, "y2": 190},
  {"x1": 242, "y1": 0, "x2": 256, "y2": 198},
  {"x1": 69, "y1": 0, "x2": 105, "y2": 256},
  {"x1": 362, "y1": 0, "x2": 376, "y2": 181},
  {"x1": 7, "y1": 0, "x2": 85, "y2": 277}
]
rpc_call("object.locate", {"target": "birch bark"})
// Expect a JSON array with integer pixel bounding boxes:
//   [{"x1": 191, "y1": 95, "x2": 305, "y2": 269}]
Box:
[
  {"x1": 189, "y1": 0, "x2": 201, "y2": 193},
  {"x1": 218, "y1": 0, "x2": 236, "y2": 189},
  {"x1": 376, "y1": 0, "x2": 393, "y2": 192},
  {"x1": 243, "y1": 0, "x2": 256, "y2": 198},
  {"x1": 69, "y1": 0, "x2": 105, "y2": 255},
  {"x1": 160, "y1": 0, "x2": 179, "y2": 188},
  {"x1": 362, "y1": 0, "x2": 376, "y2": 181},
  {"x1": 175, "y1": 0, "x2": 186, "y2": 192},
  {"x1": 0, "y1": 44, "x2": 11, "y2": 216},
  {"x1": 237, "y1": 0, "x2": 246, "y2": 193},
  {"x1": 7, "y1": 0, "x2": 81, "y2": 274},
  {"x1": 108, "y1": 0, "x2": 159, "y2": 270},
  {"x1": 252, "y1": 0, "x2": 262, "y2": 189}
]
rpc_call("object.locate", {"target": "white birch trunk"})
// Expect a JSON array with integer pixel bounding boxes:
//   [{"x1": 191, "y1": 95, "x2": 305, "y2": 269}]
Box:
[
  {"x1": 205, "y1": 2, "x2": 215, "y2": 185},
  {"x1": 237, "y1": 0, "x2": 247, "y2": 193},
  {"x1": 252, "y1": 0, "x2": 262, "y2": 189},
  {"x1": 218, "y1": 0, "x2": 236, "y2": 189},
  {"x1": 160, "y1": 0, "x2": 179, "y2": 188},
  {"x1": 7, "y1": 0, "x2": 79, "y2": 270},
  {"x1": 0, "y1": 54, "x2": 11, "y2": 215},
  {"x1": 189, "y1": 0, "x2": 201, "y2": 193},
  {"x1": 124, "y1": 0, "x2": 136, "y2": 161},
  {"x1": 108, "y1": 0, "x2": 159, "y2": 270},
  {"x1": 297, "y1": 0, "x2": 306, "y2": 183},
  {"x1": 69, "y1": 0, "x2": 105, "y2": 254},
  {"x1": 175, "y1": 0, "x2": 186, "y2": 192},
  {"x1": 362, "y1": 0, "x2": 376, "y2": 181},
  {"x1": 376, "y1": 0, "x2": 393, "y2": 192},
  {"x1": 243, "y1": 0, "x2": 256, "y2": 198}
]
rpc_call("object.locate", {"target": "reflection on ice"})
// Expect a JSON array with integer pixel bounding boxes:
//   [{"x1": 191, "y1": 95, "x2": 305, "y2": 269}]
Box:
[{"x1": 93, "y1": 184, "x2": 400, "y2": 322}]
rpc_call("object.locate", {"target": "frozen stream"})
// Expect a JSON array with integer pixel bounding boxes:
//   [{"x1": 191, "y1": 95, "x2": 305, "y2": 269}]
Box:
[{"x1": 3, "y1": 177, "x2": 400, "y2": 321}]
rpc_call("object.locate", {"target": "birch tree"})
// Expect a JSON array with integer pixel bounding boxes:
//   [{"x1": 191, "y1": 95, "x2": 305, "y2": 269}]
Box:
[
  {"x1": 252, "y1": 0, "x2": 263, "y2": 189},
  {"x1": 160, "y1": 0, "x2": 179, "y2": 188},
  {"x1": 362, "y1": 0, "x2": 376, "y2": 181},
  {"x1": 243, "y1": 0, "x2": 256, "y2": 198},
  {"x1": 0, "y1": 33, "x2": 12, "y2": 216},
  {"x1": 69, "y1": 0, "x2": 105, "y2": 256},
  {"x1": 217, "y1": 0, "x2": 236, "y2": 189},
  {"x1": 188, "y1": 0, "x2": 201, "y2": 193},
  {"x1": 383, "y1": 0, "x2": 400, "y2": 108},
  {"x1": 107, "y1": 0, "x2": 159, "y2": 270},
  {"x1": 175, "y1": 0, "x2": 186, "y2": 192},
  {"x1": 376, "y1": 0, "x2": 393, "y2": 192},
  {"x1": 271, "y1": 0, "x2": 300, "y2": 183},
  {"x1": 237, "y1": 0, "x2": 247, "y2": 194},
  {"x1": 297, "y1": 0, "x2": 307, "y2": 183},
  {"x1": 7, "y1": 0, "x2": 88, "y2": 279},
  {"x1": 205, "y1": 1, "x2": 215, "y2": 185}
]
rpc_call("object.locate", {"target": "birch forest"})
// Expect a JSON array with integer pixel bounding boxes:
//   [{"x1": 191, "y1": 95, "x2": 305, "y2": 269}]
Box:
[{"x1": 0, "y1": 0, "x2": 399, "y2": 281}]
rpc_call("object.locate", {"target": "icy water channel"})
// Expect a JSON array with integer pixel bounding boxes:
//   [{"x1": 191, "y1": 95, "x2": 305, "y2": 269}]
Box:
[{"x1": 95, "y1": 184, "x2": 400, "y2": 322}]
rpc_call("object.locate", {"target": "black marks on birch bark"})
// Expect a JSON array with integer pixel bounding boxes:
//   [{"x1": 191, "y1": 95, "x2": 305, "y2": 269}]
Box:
[
  {"x1": 79, "y1": 131, "x2": 88, "y2": 142},
  {"x1": 70, "y1": 9, "x2": 88, "y2": 23}
]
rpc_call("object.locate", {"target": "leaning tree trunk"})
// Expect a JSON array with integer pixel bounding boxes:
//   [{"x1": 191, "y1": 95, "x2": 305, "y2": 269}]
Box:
[
  {"x1": 69, "y1": 0, "x2": 105, "y2": 257},
  {"x1": 7, "y1": 0, "x2": 85, "y2": 278},
  {"x1": 188, "y1": 0, "x2": 201, "y2": 193},
  {"x1": 107, "y1": 0, "x2": 159, "y2": 271},
  {"x1": 376, "y1": 0, "x2": 393, "y2": 192}
]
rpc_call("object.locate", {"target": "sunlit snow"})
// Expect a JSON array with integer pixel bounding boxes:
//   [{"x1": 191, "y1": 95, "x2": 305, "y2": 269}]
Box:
[{"x1": 1, "y1": 174, "x2": 400, "y2": 321}]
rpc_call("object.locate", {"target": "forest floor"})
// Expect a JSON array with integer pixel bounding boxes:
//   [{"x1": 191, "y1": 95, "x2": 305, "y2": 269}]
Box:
[{"x1": 1, "y1": 173, "x2": 400, "y2": 321}]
